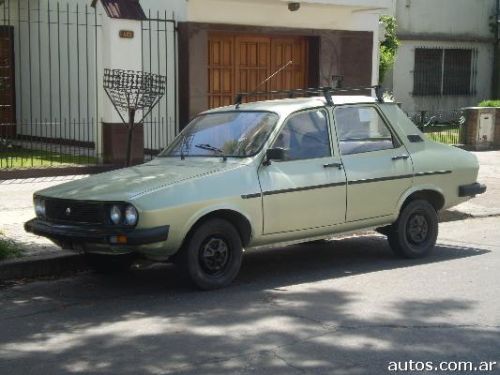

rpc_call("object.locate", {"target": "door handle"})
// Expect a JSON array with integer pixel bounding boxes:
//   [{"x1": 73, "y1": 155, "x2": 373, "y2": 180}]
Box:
[
  {"x1": 392, "y1": 154, "x2": 409, "y2": 161},
  {"x1": 323, "y1": 162, "x2": 343, "y2": 169}
]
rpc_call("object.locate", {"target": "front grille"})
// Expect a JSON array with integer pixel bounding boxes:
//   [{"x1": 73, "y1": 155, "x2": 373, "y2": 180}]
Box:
[{"x1": 45, "y1": 199, "x2": 106, "y2": 224}]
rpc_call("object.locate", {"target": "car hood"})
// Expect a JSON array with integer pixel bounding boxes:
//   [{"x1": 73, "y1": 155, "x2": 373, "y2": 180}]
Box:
[{"x1": 36, "y1": 158, "x2": 246, "y2": 202}]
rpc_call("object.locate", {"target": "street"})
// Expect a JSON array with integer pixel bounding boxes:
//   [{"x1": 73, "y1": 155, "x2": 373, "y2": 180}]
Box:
[{"x1": 0, "y1": 216, "x2": 499, "y2": 374}]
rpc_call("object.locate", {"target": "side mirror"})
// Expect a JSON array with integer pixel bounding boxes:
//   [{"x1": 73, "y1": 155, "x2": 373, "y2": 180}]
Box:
[{"x1": 264, "y1": 147, "x2": 287, "y2": 165}]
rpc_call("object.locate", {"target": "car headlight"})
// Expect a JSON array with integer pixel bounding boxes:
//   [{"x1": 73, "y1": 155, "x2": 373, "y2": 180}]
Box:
[
  {"x1": 34, "y1": 197, "x2": 46, "y2": 218},
  {"x1": 124, "y1": 205, "x2": 138, "y2": 226},
  {"x1": 110, "y1": 205, "x2": 122, "y2": 225}
]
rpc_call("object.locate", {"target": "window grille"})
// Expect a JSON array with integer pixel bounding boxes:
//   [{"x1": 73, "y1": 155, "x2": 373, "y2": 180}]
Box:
[{"x1": 413, "y1": 48, "x2": 476, "y2": 96}]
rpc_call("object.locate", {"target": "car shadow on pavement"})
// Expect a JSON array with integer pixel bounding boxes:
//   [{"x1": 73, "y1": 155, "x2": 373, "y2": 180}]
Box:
[
  {"x1": 236, "y1": 234, "x2": 490, "y2": 290},
  {"x1": 0, "y1": 235, "x2": 496, "y2": 375}
]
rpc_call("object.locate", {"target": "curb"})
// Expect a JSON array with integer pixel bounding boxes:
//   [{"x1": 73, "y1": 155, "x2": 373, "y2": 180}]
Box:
[{"x1": 0, "y1": 251, "x2": 87, "y2": 282}]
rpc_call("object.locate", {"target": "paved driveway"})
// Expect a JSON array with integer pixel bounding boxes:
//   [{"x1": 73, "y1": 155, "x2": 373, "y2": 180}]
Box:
[{"x1": 0, "y1": 217, "x2": 499, "y2": 374}]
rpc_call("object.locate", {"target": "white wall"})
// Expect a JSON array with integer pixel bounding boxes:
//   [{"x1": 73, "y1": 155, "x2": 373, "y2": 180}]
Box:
[{"x1": 187, "y1": 0, "x2": 386, "y2": 32}]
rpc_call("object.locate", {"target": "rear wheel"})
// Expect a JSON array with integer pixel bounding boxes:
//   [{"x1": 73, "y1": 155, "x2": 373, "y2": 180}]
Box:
[
  {"x1": 180, "y1": 218, "x2": 243, "y2": 290},
  {"x1": 387, "y1": 199, "x2": 438, "y2": 258}
]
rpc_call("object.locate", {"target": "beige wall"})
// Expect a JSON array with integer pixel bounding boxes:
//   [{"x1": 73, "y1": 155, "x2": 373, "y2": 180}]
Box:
[{"x1": 396, "y1": 0, "x2": 496, "y2": 39}]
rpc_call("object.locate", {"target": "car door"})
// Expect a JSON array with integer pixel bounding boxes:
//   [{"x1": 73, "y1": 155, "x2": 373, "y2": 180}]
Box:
[
  {"x1": 333, "y1": 105, "x2": 414, "y2": 222},
  {"x1": 258, "y1": 108, "x2": 347, "y2": 234}
]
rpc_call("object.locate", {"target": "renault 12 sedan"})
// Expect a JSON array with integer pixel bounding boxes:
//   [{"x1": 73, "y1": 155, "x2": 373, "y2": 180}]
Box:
[{"x1": 25, "y1": 92, "x2": 486, "y2": 289}]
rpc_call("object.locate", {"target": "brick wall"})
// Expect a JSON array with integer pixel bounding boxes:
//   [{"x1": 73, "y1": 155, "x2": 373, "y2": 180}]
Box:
[
  {"x1": 464, "y1": 108, "x2": 499, "y2": 149},
  {"x1": 464, "y1": 109, "x2": 478, "y2": 146}
]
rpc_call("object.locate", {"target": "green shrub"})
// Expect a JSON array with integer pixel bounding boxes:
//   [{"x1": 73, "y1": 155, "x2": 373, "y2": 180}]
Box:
[
  {"x1": 0, "y1": 233, "x2": 22, "y2": 261},
  {"x1": 478, "y1": 100, "x2": 500, "y2": 107}
]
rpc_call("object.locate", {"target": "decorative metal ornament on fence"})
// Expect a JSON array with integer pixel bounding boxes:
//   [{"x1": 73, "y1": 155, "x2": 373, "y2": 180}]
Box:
[{"x1": 103, "y1": 68, "x2": 166, "y2": 166}]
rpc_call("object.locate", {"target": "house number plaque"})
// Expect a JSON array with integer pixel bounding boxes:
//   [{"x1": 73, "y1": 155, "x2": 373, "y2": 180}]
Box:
[{"x1": 119, "y1": 30, "x2": 134, "y2": 39}]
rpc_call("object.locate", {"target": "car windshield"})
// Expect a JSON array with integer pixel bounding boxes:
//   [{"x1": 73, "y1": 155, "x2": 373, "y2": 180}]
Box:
[{"x1": 160, "y1": 111, "x2": 279, "y2": 158}]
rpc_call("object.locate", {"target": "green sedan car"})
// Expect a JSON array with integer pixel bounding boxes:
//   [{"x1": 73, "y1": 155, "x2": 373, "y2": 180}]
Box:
[{"x1": 25, "y1": 92, "x2": 486, "y2": 289}]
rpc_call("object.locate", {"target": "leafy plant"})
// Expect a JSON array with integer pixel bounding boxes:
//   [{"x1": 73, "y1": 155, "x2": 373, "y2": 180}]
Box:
[
  {"x1": 478, "y1": 99, "x2": 500, "y2": 107},
  {"x1": 379, "y1": 15, "x2": 400, "y2": 84},
  {"x1": 0, "y1": 232, "x2": 22, "y2": 261}
]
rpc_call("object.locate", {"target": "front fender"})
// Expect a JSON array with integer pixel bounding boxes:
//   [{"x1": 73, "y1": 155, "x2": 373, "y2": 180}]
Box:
[{"x1": 180, "y1": 203, "x2": 256, "y2": 247}]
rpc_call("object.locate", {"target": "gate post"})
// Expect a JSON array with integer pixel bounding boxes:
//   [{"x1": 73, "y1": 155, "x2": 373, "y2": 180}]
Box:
[{"x1": 92, "y1": 0, "x2": 146, "y2": 165}]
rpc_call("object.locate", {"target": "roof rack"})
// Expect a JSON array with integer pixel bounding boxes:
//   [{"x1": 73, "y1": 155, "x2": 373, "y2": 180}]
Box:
[{"x1": 234, "y1": 85, "x2": 385, "y2": 107}]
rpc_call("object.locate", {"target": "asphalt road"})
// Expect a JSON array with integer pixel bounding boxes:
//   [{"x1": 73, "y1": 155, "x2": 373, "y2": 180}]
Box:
[{"x1": 0, "y1": 217, "x2": 499, "y2": 375}]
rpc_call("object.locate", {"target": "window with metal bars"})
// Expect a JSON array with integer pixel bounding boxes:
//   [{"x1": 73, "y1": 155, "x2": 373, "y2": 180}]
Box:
[{"x1": 413, "y1": 48, "x2": 476, "y2": 96}]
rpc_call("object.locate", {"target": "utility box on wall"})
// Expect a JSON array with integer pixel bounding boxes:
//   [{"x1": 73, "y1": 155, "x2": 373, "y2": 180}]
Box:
[{"x1": 462, "y1": 107, "x2": 500, "y2": 150}]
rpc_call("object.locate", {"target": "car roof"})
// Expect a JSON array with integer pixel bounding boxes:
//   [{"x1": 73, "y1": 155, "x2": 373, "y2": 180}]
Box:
[{"x1": 202, "y1": 96, "x2": 379, "y2": 118}]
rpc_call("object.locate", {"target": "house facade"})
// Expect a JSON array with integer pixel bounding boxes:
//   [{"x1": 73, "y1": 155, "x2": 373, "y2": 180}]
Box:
[
  {"x1": 386, "y1": 0, "x2": 497, "y2": 118},
  {"x1": 0, "y1": 0, "x2": 390, "y2": 165}
]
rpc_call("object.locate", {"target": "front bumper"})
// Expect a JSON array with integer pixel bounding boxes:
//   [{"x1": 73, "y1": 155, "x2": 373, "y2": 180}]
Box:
[
  {"x1": 458, "y1": 182, "x2": 487, "y2": 197},
  {"x1": 24, "y1": 218, "x2": 169, "y2": 246}
]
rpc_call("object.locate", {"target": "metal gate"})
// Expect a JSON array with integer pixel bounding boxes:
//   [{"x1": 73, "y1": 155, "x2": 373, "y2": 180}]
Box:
[
  {"x1": 141, "y1": 11, "x2": 178, "y2": 160},
  {"x1": 0, "y1": 1, "x2": 179, "y2": 170},
  {"x1": 0, "y1": 0, "x2": 103, "y2": 169}
]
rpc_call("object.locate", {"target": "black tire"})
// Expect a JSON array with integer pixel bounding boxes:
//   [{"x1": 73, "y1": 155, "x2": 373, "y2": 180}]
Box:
[
  {"x1": 85, "y1": 253, "x2": 135, "y2": 273},
  {"x1": 387, "y1": 199, "x2": 438, "y2": 259},
  {"x1": 180, "y1": 218, "x2": 243, "y2": 290}
]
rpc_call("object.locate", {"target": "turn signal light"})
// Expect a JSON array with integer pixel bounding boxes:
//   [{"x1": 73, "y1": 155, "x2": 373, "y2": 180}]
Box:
[{"x1": 109, "y1": 235, "x2": 128, "y2": 244}]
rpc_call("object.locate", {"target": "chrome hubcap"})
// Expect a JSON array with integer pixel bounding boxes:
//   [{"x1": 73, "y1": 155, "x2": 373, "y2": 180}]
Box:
[{"x1": 199, "y1": 237, "x2": 230, "y2": 275}]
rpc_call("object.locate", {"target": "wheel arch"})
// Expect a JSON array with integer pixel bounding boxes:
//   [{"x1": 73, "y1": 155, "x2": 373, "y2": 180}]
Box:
[
  {"x1": 182, "y1": 207, "x2": 254, "y2": 249},
  {"x1": 397, "y1": 186, "x2": 446, "y2": 213}
]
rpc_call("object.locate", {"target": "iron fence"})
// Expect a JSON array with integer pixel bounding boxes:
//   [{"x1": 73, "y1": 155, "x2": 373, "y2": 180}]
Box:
[
  {"x1": 0, "y1": 0, "x2": 102, "y2": 169},
  {"x1": 0, "y1": 1, "x2": 178, "y2": 170},
  {"x1": 141, "y1": 11, "x2": 178, "y2": 160},
  {"x1": 407, "y1": 110, "x2": 466, "y2": 145}
]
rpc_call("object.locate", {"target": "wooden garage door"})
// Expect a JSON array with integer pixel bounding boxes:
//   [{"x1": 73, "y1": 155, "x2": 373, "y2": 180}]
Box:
[
  {"x1": 208, "y1": 34, "x2": 308, "y2": 108},
  {"x1": 0, "y1": 26, "x2": 16, "y2": 137}
]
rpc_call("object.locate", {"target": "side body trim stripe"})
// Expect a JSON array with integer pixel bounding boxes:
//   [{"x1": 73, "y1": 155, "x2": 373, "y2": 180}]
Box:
[
  {"x1": 240, "y1": 170, "x2": 452, "y2": 199},
  {"x1": 263, "y1": 182, "x2": 346, "y2": 196},
  {"x1": 348, "y1": 174, "x2": 413, "y2": 185}
]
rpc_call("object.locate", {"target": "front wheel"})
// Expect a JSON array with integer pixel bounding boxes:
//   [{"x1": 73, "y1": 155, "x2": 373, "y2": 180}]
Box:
[
  {"x1": 387, "y1": 200, "x2": 438, "y2": 258},
  {"x1": 179, "y1": 218, "x2": 243, "y2": 290}
]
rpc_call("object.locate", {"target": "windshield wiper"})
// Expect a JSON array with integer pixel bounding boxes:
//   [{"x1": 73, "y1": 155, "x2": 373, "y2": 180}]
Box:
[{"x1": 195, "y1": 144, "x2": 227, "y2": 161}]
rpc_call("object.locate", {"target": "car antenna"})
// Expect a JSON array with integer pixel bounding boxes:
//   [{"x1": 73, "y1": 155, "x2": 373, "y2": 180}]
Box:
[{"x1": 235, "y1": 60, "x2": 293, "y2": 108}]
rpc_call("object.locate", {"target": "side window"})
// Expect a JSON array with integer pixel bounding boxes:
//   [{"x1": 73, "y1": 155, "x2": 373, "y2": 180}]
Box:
[
  {"x1": 335, "y1": 106, "x2": 397, "y2": 155},
  {"x1": 273, "y1": 109, "x2": 331, "y2": 161}
]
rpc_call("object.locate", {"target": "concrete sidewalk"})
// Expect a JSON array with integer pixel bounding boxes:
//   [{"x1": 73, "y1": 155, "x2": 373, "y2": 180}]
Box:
[
  {"x1": 0, "y1": 151, "x2": 499, "y2": 279},
  {"x1": 0, "y1": 175, "x2": 87, "y2": 258}
]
